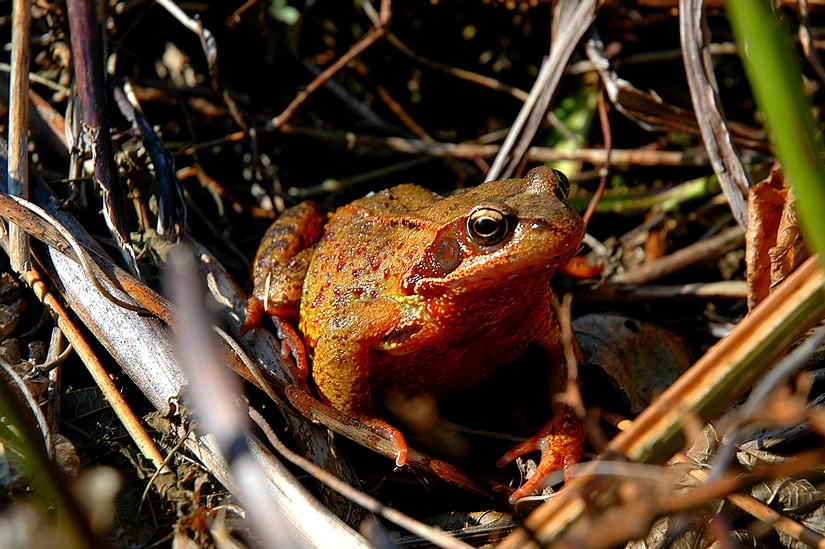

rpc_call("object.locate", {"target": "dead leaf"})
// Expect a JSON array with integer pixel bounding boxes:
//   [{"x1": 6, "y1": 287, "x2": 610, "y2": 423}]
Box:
[
  {"x1": 769, "y1": 188, "x2": 803, "y2": 286},
  {"x1": 751, "y1": 478, "x2": 825, "y2": 547},
  {"x1": 643, "y1": 211, "x2": 667, "y2": 262},
  {"x1": 746, "y1": 167, "x2": 785, "y2": 309},
  {"x1": 574, "y1": 313, "x2": 692, "y2": 414},
  {"x1": 746, "y1": 167, "x2": 804, "y2": 310}
]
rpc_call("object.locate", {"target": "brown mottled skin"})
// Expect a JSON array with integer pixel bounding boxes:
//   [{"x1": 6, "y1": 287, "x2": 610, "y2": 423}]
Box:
[{"x1": 247, "y1": 166, "x2": 586, "y2": 500}]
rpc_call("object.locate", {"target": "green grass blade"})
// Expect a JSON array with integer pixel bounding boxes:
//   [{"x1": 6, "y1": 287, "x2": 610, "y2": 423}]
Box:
[{"x1": 727, "y1": 2, "x2": 825, "y2": 261}]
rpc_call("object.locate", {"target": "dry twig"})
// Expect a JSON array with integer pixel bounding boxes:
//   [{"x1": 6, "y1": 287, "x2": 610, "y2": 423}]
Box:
[
  {"x1": 488, "y1": 0, "x2": 599, "y2": 180},
  {"x1": 65, "y1": 0, "x2": 138, "y2": 272},
  {"x1": 7, "y1": 0, "x2": 31, "y2": 273},
  {"x1": 680, "y1": 0, "x2": 750, "y2": 227}
]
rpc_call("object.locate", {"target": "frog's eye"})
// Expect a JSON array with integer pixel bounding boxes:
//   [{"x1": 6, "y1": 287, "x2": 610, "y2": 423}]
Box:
[
  {"x1": 552, "y1": 169, "x2": 570, "y2": 200},
  {"x1": 466, "y1": 207, "x2": 510, "y2": 247}
]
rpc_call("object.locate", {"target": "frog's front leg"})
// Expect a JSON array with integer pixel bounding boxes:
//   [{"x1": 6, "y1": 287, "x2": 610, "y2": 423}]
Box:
[
  {"x1": 497, "y1": 304, "x2": 586, "y2": 502},
  {"x1": 311, "y1": 299, "x2": 410, "y2": 466}
]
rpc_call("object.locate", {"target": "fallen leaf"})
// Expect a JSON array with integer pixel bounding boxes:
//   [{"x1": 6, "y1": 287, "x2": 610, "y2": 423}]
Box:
[
  {"x1": 745, "y1": 167, "x2": 804, "y2": 310},
  {"x1": 769, "y1": 188, "x2": 803, "y2": 286},
  {"x1": 574, "y1": 313, "x2": 692, "y2": 414}
]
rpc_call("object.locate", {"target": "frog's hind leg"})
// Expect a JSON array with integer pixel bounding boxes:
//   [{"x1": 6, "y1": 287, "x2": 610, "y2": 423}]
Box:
[
  {"x1": 246, "y1": 201, "x2": 324, "y2": 327},
  {"x1": 311, "y1": 302, "x2": 411, "y2": 466},
  {"x1": 315, "y1": 360, "x2": 410, "y2": 466},
  {"x1": 314, "y1": 360, "x2": 410, "y2": 465}
]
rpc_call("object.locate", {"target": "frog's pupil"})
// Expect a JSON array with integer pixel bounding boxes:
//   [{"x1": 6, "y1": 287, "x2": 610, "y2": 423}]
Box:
[
  {"x1": 475, "y1": 217, "x2": 499, "y2": 237},
  {"x1": 467, "y1": 208, "x2": 509, "y2": 246}
]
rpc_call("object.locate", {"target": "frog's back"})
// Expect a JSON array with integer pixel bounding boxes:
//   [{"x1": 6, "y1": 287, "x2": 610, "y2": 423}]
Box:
[
  {"x1": 298, "y1": 185, "x2": 440, "y2": 349},
  {"x1": 348, "y1": 183, "x2": 441, "y2": 216}
]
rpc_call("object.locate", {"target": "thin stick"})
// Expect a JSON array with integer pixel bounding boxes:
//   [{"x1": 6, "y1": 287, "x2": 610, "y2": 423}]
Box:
[
  {"x1": 680, "y1": 0, "x2": 750, "y2": 227},
  {"x1": 582, "y1": 88, "x2": 613, "y2": 225},
  {"x1": 65, "y1": 0, "x2": 137, "y2": 273},
  {"x1": 0, "y1": 193, "x2": 149, "y2": 314},
  {"x1": 153, "y1": 0, "x2": 247, "y2": 131},
  {"x1": 7, "y1": 0, "x2": 31, "y2": 273},
  {"x1": 487, "y1": 0, "x2": 598, "y2": 180},
  {"x1": 187, "y1": 124, "x2": 715, "y2": 168},
  {"x1": 21, "y1": 265, "x2": 168, "y2": 473},
  {"x1": 676, "y1": 452, "x2": 825, "y2": 547},
  {"x1": 263, "y1": 0, "x2": 392, "y2": 132},
  {"x1": 249, "y1": 406, "x2": 475, "y2": 549},
  {"x1": 610, "y1": 225, "x2": 745, "y2": 285}
]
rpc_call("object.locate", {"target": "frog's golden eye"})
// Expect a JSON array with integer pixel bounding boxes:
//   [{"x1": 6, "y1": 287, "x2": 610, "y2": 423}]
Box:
[
  {"x1": 552, "y1": 169, "x2": 570, "y2": 200},
  {"x1": 466, "y1": 207, "x2": 510, "y2": 247}
]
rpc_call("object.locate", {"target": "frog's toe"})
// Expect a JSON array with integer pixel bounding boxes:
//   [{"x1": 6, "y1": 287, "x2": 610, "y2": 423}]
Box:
[
  {"x1": 240, "y1": 297, "x2": 265, "y2": 335},
  {"x1": 269, "y1": 316, "x2": 309, "y2": 387},
  {"x1": 360, "y1": 416, "x2": 409, "y2": 466}
]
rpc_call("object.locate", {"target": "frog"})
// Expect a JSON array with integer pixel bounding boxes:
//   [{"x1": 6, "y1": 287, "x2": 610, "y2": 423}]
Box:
[{"x1": 245, "y1": 166, "x2": 587, "y2": 502}]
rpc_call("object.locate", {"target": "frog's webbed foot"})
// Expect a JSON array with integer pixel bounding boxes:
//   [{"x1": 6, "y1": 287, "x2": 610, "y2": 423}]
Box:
[
  {"x1": 496, "y1": 405, "x2": 585, "y2": 503},
  {"x1": 357, "y1": 414, "x2": 409, "y2": 466}
]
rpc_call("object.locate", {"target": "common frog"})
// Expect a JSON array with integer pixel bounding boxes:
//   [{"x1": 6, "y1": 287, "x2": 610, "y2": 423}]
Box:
[{"x1": 246, "y1": 166, "x2": 586, "y2": 501}]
